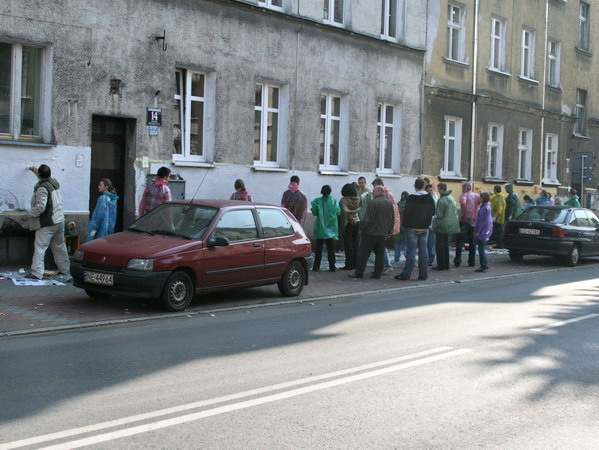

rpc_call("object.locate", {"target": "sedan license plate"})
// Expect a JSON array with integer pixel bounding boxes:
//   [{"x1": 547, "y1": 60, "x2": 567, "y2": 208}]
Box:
[
  {"x1": 84, "y1": 271, "x2": 114, "y2": 286},
  {"x1": 519, "y1": 228, "x2": 540, "y2": 235}
]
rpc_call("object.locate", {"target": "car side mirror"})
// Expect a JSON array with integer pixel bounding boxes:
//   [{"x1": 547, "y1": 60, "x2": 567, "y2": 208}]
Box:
[{"x1": 207, "y1": 236, "x2": 230, "y2": 247}]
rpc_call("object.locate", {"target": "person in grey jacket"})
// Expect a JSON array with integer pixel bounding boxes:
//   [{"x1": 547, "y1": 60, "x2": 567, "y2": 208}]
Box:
[
  {"x1": 349, "y1": 186, "x2": 394, "y2": 279},
  {"x1": 20, "y1": 165, "x2": 70, "y2": 279}
]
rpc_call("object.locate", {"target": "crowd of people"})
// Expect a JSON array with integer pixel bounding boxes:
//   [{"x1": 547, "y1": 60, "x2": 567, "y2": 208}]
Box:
[{"x1": 18, "y1": 163, "x2": 585, "y2": 281}]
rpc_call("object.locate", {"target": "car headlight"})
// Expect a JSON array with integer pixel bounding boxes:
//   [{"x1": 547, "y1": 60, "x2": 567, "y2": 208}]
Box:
[
  {"x1": 127, "y1": 258, "x2": 154, "y2": 271},
  {"x1": 72, "y1": 249, "x2": 84, "y2": 262}
]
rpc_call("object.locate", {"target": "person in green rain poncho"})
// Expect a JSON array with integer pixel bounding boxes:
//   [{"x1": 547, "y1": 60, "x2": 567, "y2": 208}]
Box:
[
  {"x1": 504, "y1": 183, "x2": 522, "y2": 221},
  {"x1": 311, "y1": 185, "x2": 341, "y2": 272}
]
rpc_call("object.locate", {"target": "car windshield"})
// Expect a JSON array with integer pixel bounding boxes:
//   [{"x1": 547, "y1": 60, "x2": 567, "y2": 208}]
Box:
[
  {"x1": 516, "y1": 207, "x2": 569, "y2": 224},
  {"x1": 129, "y1": 204, "x2": 218, "y2": 240}
]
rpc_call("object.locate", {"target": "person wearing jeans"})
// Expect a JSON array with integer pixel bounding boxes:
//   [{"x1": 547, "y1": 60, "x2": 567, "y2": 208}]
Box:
[
  {"x1": 455, "y1": 182, "x2": 480, "y2": 267},
  {"x1": 474, "y1": 192, "x2": 493, "y2": 272}
]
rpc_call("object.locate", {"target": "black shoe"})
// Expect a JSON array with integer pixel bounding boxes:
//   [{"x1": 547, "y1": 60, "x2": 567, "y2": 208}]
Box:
[
  {"x1": 454, "y1": 261, "x2": 461, "y2": 267},
  {"x1": 432, "y1": 266, "x2": 443, "y2": 271},
  {"x1": 340, "y1": 266, "x2": 353, "y2": 270},
  {"x1": 395, "y1": 274, "x2": 409, "y2": 280},
  {"x1": 329, "y1": 267, "x2": 336, "y2": 272},
  {"x1": 475, "y1": 267, "x2": 488, "y2": 273},
  {"x1": 312, "y1": 268, "x2": 320, "y2": 272},
  {"x1": 370, "y1": 274, "x2": 381, "y2": 279},
  {"x1": 418, "y1": 275, "x2": 428, "y2": 280},
  {"x1": 348, "y1": 273, "x2": 363, "y2": 279},
  {"x1": 468, "y1": 263, "x2": 476, "y2": 267}
]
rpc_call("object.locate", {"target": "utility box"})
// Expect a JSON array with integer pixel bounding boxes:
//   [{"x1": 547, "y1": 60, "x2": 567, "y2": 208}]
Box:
[{"x1": 145, "y1": 175, "x2": 186, "y2": 201}]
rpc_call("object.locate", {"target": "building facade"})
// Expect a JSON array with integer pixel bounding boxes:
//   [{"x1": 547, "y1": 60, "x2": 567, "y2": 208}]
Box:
[
  {"x1": 0, "y1": 0, "x2": 427, "y2": 263},
  {"x1": 424, "y1": 0, "x2": 599, "y2": 204}
]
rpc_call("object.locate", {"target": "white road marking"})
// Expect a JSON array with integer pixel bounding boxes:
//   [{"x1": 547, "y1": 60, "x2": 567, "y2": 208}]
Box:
[
  {"x1": 530, "y1": 313, "x2": 599, "y2": 332},
  {"x1": 0, "y1": 347, "x2": 470, "y2": 450}
]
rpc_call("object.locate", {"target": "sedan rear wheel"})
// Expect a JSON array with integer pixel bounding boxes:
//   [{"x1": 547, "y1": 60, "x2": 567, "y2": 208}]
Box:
[
  {"x1": 278, "y1": 260, "x2": 305, "y2": 297},
  {"x1": 508, "y1": 250, "x2": 524, "y2": 262},
  {"x1": 161, "y1": 271, "x2": 194, "y2": 312},
  {"x1": 564, "y1": 245, "x2": 580, "y2": 267}
]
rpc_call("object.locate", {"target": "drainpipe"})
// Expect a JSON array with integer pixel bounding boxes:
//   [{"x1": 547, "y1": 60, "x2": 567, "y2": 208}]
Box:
[
  {"x1": 469, "y1": 0, "x2": 480, "y2": 182},
  {"x1": 539, "y1": 0, "x2": 549, "y2": 187}
]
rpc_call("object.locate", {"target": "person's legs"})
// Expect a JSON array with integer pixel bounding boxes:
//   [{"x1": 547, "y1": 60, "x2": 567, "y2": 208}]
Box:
[
  {"x1": 372, "y1": 236, "x2": 385, "y2": 278},
  {"x1": 349, "y1": 223, "x2": 359, "y2": 269},
  {"x1": 454, "y1": 222, "x2": 465, "y2": 266},
  {"x1": 383, "y1": 247, "x2": 392, "y2": 270},
  {"x1": 49, "y1": 222, "x2": 70, "y2": 274},
  {"x1": 353, "y1": 234, "x2": 373, "y2": 277},
  {"x1": 496, "y1": 222, "x2": 504, "y2": 248},
  {"x1": 477, "y1": 239, "x2": 488, "y2": 270},
  {"x1": 466, "y1": 223, "x2": 476, "y2": 267},
  {"x1": 313, "y1": 239, "x2": 324, "y2": 271},
  {"x1": 436, "y1": 232, "x2": 448, "y2": 270},
  {"x1": 398, "y1": 229, "x2": 417, "y2": 279},
  {"x1": 427, "y1": 229, "x2": 436, "y2": 265},
  {"x1": 417, "y1": 230, "x2": 429, "y2": 279},
  {"x1": 326, "y1": 238, "x2": 336, "y2": 271},
  {"x1": 30, "y1": 226, "x2": 55, "y2": 278}
]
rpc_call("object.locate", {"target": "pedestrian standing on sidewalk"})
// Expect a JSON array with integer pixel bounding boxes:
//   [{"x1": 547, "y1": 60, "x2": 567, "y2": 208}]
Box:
[
  {"x1": 281, "y1": 175, "x2": 308, "y2": 227},
  {"x1": 432, "y1": 183, "x2": 460, "y2": 271},
  {"x1": 349, "y1": 186, "x2": 394, "y2": 279},
  {"x1": 394, "y1": 191, "x2": 409, "y2": 263},
  {"x1": 490, "y1": 185, "x2": 506, "y2": 248},
  {"x1": 357, "y1": 176, "x2": 372, "y2": 221},
  {"x1": 535, "y1": 189, "x2": 550, "y2": 206},
  {"x1": 504, "y1": 183, "x2": 521, "y2": 221},
  {"x1": 474, "y1": 192, "x2": 493, "y2": 272},
  {"x1": 523, "y1": 194, "x2": 535, "y2": 211},
  {"x1": 85, "y1": 178, "x2": 119, "y2": 242},
  {"x1": 424, "y1": 181, "x2": 437, "y2": 266},
  {"x1": 564, "y1": 189, "x2": 581, "y2": 207},
  {"x1": 311, "y1": 185, "x2": 341, "y2": 272},
  {"x1": 339, "y1": 183, "x2": 361, "y2": 271},
  {"x1": 20, "y1": 165, "x2": 70, "y2": 280},
  {"x1": 372, "y1": 178, "x2": 401, "y2": 273},
  {"x1": 230, "y1": 179, "x2": 253, "y2": 201},
  {"x1": 139, "y1": 166, "x2": 172, "y2": 216},
  {"x1": 454, "y1": 182, "x2": 480, "y2": 268},
  {"x1": 395, "y1": 178, "x2": 436, "y2": 281}
]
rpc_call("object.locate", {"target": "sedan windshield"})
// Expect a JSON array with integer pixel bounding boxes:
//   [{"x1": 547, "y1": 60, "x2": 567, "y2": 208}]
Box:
[
  {"x1": 516, "y1": 207, "x2": 569, "y2": 224},
  {"x1": 129, "y1": 204, "x2": 218, "y2": 240}
]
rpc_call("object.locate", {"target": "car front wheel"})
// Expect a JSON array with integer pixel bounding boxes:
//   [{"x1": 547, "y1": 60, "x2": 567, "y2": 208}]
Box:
[
  {"x1": 278, "y1": 260, "x2": 305, "y2": 297},
  {"x1": 508, "y1": 250, "x2": 524, "y2": 262},
  {"x1": 564, "y1": 245, "x2": 580, "y2": 267},
  {"x1": 161, "y1": 271, "x2": 194, "y2": 312}
]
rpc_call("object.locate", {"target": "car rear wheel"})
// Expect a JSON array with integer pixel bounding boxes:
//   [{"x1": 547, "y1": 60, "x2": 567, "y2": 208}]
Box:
[
  {"x1": 161, "y1": 271, "x2": 194, "y2": 312},
  {"x1": 278, "y1": 260, "x2": 305, "y2": 297},
  {"x1": 84, "y1": 289, "x2": 111, "y2": 299},
  {"x1": 564, "y1": 245, "x2": 580, "y2": 267},
  {"x1": 508, "y1": 250, "x2": 524, "y2": 262}
]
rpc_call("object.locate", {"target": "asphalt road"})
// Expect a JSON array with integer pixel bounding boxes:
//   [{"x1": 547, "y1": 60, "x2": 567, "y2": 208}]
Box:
[{"x1": 1, "y1": 266, "x2": 598, "y2": 449}]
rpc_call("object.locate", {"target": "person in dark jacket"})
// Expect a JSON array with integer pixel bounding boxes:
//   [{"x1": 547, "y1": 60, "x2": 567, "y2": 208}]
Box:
[
  {"x1": 349, "y1": 186, "x2": 394, "y2": 279},
  {"x1": 395, "y1": 178, "x2": 436, "y2": 281}
]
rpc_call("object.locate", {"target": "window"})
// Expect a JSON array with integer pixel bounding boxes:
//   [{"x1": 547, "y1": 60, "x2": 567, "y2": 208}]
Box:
[
  {"x1": 376, "y1": 103, "x2": 396, "y2": 173},
  {"x1": 442, "y1": 116, "x2": 462, "y2": 177},
  {"x1": 254, "y1": 83, "x2": 280, "y2": 167},
  {"x1": 520, "y1": 28, "x2": 535, "y2": 79},
  {"x1": 258, "y1": 0, "x2": 283, "y2": 9},
  {"x1": 381, "y1": 0, "x2": 400, "y2": 40},
  {"x1": 579, "y1": 2, "x2": 590, "y2": 51},
  {"x1": 447, "y1": 3, "x2": 465, "y2": 61},
  {"x1": 320, "y1": 94, "x2": 342, "y2": 170},
  {"x1": 547, "y1": 40, "x2": 561, "y2": 87},
  {"x1": 173, "y1": 69, "x2": 215, "y2": 162},
  {"x1": 486, "y1": 123, "x2": 503, "y2": 179},
  {"x1": 0, "y1": 42, "x2": 49, "y2": 140},
  {"x1": 324, "y1": 0, "x2": 344, "y2": 25},
  {"x1": 518, "y1": 128, "x2": 533, "y2": 181},
  {"x1": 544, "y1": 133, "x2": 559, "y2": 183},
  {"x1": 213, "y1": 210, "x2": 258, "y2": 242},
  {"x1": 490, "y1": 17, "x2": 506, "y2": 71},
  {"x1": 257, "y1": 208, "x2": 294, "y2": 238},
  {"x1": 575, "y1": 89, "x2": 587, "y2": 135}
]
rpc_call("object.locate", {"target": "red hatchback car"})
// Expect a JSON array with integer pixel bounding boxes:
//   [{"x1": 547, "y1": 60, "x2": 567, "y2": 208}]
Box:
[{"x1": 71, "y1": 200, "x2": 311, "y2": 311}]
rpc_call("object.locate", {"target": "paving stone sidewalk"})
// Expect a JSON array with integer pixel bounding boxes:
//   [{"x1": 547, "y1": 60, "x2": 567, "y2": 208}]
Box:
[{"x1": 1, "y1": 250, "x2": 590, "y2": 336}]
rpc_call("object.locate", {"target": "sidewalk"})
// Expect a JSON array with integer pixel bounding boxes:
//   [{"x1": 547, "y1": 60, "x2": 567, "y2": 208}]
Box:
[{"x1": 0, "y1": 250, "x2": 585, "y2": 336}]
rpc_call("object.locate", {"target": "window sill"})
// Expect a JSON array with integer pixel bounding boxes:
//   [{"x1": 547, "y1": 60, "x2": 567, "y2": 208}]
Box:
[
  {"x1": 517, "y1": 76, "x2": 539, "y2": 85},
  {"x1": 439, "y1": 174, "x2": 467, "y2": 182},
  {"x1": 0, "y1": 139, "x2": 56, "y2": 148},
  {"x1": 375, "y1": 172, "x2": 402, "y2": 178},
  {"x1": 575, "y1": 47, "x2": 592, "y2": 58},
  {"x1": 252, "y1": 165, "x2": 288, "y2": 172},
  {"x1": 514, "y1": 179, "x2": 534, "y2": 186},
  {"x1": 572, "y1": 133, "x2": 591, "y2": 140},
  {"x1": 172, "y1": 160, "x2": 215, "y2": 168},
  {"x1": 546, "y1": 84, "x2": 562, "y2": 93},
  {"x1": 542, "y1": 179, "x2": 561, "y2": 187},
  {"x1": 486, "y1": 68, "x2": 512, "y2": 78},
  {"x1": 482, "y1": 177, "x2": 508, "y2": 184},
  {"x1": 443, "y1": 57, "x2": 469, "y2": 68},
  {"x1": 319, "y1": 169, "x2": 349, "y2": 176}
]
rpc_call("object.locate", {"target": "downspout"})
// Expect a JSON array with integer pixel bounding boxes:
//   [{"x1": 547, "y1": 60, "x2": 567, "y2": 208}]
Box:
[
  {"x1": 539, "y1": 0, "x2": 549, "y2": 187},
  {"x1": 469, "y1": 0, "x2": 480, "y2": 182},
  {"x1": 421, "y1": 0, "x2": 429, "y2": 176}
]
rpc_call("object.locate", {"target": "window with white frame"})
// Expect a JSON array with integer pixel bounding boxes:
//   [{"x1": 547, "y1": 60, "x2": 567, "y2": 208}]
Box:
[
  {"x1": 376, "y1": 103, "x2": 396, "y2": 173},
  {"x1": 547, "y1": 40, "x2": 560, "y2": 87},
  {"x1": 173, "y1": 69, "x2": 214, "y2": 162},
  {"x1": 486, "y1": 123, "x2": 503, "y2": 179},
  {"x1": 490, "y1": 17, "x2": 506, "y2": 71},
  {"x1": 381, "y1": 0, "x2": 401, "y2": 40},
  {"x1": 442, "y1": 116, "x2": 462, "y2": 177},
  {"x1": 0, "y1": 42, "x2": 50, "y2": 140},
  {"x1": 258, "y1": 0, "x2": 283, "y2": 10},
  {"x1": 324, "y1": 0, "x2": 344, "y2": 25},
  {"x1": 575, "y1": 88, "x2": 587, "y2": 135},
  {"x1": 579, "y1": 2, "x2": 590, "y2": 51},
  {"x1": 517, "y1": 128, "x2": 533, "y2": 181},
  {"x1": 447, "y1": 3, "x2": 465, "y2": 62},
  {"x1": 544, "y1": 133, "x2": 558, "y2": 183},
  {"x1": 520, "y1": 28, "x2": 535, "y2": 79},
  {"x1": 320, "y1": 94, "x2": 342, "y2": 170},
  {"x1": 254, "y1": 83, "x2": 281, "y2": 167}
]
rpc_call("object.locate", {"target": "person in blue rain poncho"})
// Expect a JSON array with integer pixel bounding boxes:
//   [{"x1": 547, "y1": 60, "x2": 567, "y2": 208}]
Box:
[{"x1": 85, "y1": 178, "x2": 119, "y2": 241}]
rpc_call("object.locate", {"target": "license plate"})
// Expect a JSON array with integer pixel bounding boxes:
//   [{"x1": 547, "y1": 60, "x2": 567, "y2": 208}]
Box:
[
  {"x1": 84, "y1": 271, "x2": 114, "y2": 286},
  {"x1": 519, "y1": 228, "x2": 540, "y2": 235}
]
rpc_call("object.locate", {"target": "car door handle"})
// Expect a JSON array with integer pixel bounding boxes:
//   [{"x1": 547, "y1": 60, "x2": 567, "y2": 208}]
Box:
[{"x1": 253, "y1": 242, "x2": 262, "y2": 247}]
